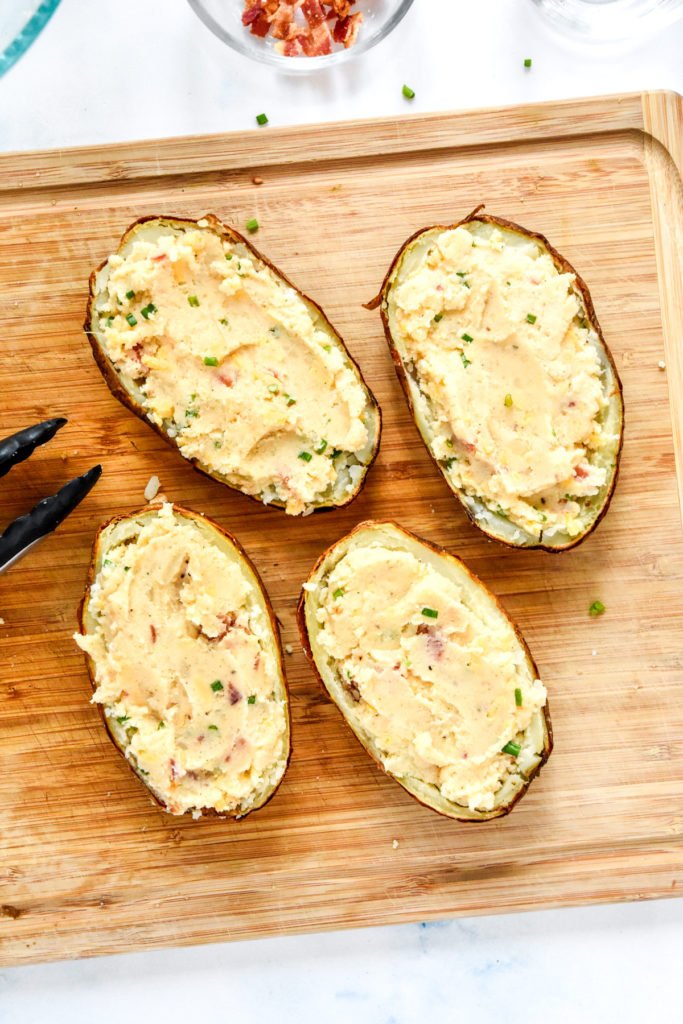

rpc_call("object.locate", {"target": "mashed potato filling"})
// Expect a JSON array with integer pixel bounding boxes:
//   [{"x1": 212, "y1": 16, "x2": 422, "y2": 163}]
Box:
[
  {"x1": 313, "y1": 540, "x2": 544, "y2": 811},
  {"x1": 392, "y1": 224, "x2": 610, "y2": 539},
  {"x1": 97, "y1": 226, "x2": 369, "y2": 514},
  {"x1": 74, "y1": 503, "x2": 288, "y2": 816},
  {"x1": 314, "y1": 543, "x2": 547, "y2": 812}
]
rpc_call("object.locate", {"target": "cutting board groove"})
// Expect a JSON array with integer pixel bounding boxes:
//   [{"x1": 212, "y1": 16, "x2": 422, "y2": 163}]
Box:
[{"x1": 1, "y1": 91, "x2": 682, "y2": 965}]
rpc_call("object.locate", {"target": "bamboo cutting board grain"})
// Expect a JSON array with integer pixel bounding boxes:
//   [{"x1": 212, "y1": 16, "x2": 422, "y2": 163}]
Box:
[{"x1": 1, "y1": 91, "x2": 682, "y2": 966}]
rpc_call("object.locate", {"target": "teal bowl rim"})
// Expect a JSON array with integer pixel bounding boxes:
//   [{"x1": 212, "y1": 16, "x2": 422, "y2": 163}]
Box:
[{"x1": 0, "y1": 0, "x2": 62, "y2": 79}]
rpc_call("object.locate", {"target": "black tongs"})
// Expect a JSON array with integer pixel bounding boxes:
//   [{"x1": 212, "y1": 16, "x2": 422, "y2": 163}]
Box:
[{"x1": 0, "y1": 418, "x2": 102, "y2": 574}]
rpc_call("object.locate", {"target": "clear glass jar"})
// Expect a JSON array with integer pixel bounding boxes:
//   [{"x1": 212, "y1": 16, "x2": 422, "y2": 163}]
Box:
[{"x1": 529, "y1": 0, "x2": 683, "y2": 45}]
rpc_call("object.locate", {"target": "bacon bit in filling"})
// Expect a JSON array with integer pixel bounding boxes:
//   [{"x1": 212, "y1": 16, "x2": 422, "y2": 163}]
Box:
[
  {"x1": 242, "y1": 0, "x2": 364, "y2": 56},
  {"x1": 228, "y1": 683, "x2": 242, "y2": 705}
]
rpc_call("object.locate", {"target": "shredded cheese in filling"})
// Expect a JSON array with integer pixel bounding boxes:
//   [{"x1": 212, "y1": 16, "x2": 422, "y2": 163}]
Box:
[
  {"x1": 391, "y1": 224, "x2": 612, "y2": 538},
  {"x1": 315, "y1": 543, "x2": 547, "y2": 812},
  {"x1": 96, "y1": 226, "x2": 370, "y2": 514},
  {"x1": 74, "y1": 504, "x2": 288, "y2": 816}
]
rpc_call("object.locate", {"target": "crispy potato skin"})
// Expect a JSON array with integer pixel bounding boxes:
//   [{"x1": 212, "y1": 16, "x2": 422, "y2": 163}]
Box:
[
  {"x1": 84, "y1": 214, "x2": 381, "y2": 514},
  {"x1": 367, "y1": 208, "x2": 624, "y2": 552},
  {"x1": 297, "y1": 519, "x2": 553, "y2": 822},
  {"x1": 78, "y1": 502, "x2": 291, "y2": 819}
]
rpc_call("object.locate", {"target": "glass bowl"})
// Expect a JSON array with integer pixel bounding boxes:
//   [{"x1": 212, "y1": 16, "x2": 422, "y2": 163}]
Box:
[{"x1": 187, "y1": 0, "x2": 415, "y2": 72}]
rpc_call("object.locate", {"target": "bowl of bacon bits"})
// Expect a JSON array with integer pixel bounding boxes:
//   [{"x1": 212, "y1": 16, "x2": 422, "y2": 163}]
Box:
[{"x1": 188, "y1": 0, "x2": 415, "y2": 69}]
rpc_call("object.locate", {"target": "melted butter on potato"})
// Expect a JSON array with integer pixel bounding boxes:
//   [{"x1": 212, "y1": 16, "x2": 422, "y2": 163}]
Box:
[
  {"x1": 391, "y1": 224, "x2": 611, "y2": 538},
  {"x1": 315, "y1": 543, "x2": 547, "y2": 813},
  {"x1": 98, "y1": 227, "x2": 369, "y2": 514},
  {"x1": 74, "y1": 503, "x2": 288, "y2": 816}
]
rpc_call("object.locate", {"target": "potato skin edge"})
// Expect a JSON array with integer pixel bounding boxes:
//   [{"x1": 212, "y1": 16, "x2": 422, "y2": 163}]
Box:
[
  {"x1": 77, "y1": 501, "x2": 292, "y2": 820},
  {"x1": 84, "y1": 213, "x2": 381, "y2": 515},
  {"x1": 370, "y1": 209, "x2": 624, "y2": 552},
  {"x1": 297, "y1": 518, "x2": 553, "y2": 822}
]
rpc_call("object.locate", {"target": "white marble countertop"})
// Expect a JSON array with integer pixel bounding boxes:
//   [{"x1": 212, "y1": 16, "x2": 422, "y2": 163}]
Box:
[{"x1": 1, "y1": 1, "x2": 682, "y2": 1020}]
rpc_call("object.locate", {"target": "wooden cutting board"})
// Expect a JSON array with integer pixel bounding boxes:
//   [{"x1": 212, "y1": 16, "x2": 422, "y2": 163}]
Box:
[{"x1": 1, "y1": 91, "x2": 682, "y2": 966}]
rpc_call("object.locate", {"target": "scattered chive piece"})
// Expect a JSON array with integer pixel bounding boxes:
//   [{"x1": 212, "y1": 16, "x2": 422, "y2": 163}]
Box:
[
  {"x1": 539, "y1": 512, "x2": 547, "y2": 522},
  {"x1": 267, "y1": 384, "x2": 279, "y2": 394},
  {"x1": 190, "y1": 393, "x2": 197, "y2": 401},
  {"x1": 204, "y1": 356, "x2": 219, "y2": 366},
  {"x1": 188, "y1": 295, "x2": 200, "y2": 307},
  {"x1": 526, "y1": 313, "x2": 537, "y2": 324},
  {"x1": 116, "y1": 715, "x2": 130, "y2": 725},
  {"x1": 314, "y1": 439, "x2": 328, "y2": 454},
  {"x1": 330, "y1": 448, "x2": 342, "y2": 458},
  {"x1": 461, "y1": 352, "x2": 471, "y2": 368},
  {"x1": 552, "y1": 428, "x2": 557, "y2": 438},
  {"x1": 225, "y1": 253, "x2": 233, "y2": 261},
  {"x1": 402, "y1": 84, "x2": 415, "y2": 99},
  {"x1": 246, "y1": 218, "x2": 259, "y2": 232},
  {"x1": 106, "y1": 316, "x2": 114, "y2": 327},
  {"x1": 141, "y1": 303, "x2": 157, "y2": 319},
  {"x1": 502, "y1": 741, "x2": 521, "y2": 757},
  {"x1": 219, "y1": 318, "x2": 229, "y2": 326},
  {"x1": 157, "y1": 721, "x2": 165, "y2": 730},
  {"x1": 298, "y1": 451, "x2": 312, "y2": 462},
  {"x1": 495, "y1": 506, "x2": 509, "y2": 519},
  {"x1": 214, "y1": 440, "x2": 223, "y2": 448},
  {"x1": 285, "y1": 394, "x2": 296, "y2": 406},
  {"x1": 247, "y1": 695, "x2": 256, "y2": 705},
  {"x1": 322, "y1": 344, "x2": 331, "y2": 353},
  {"x1": 504, "y1": 393, "x2": 513, "y2": 407},
  {"x1": 333, "y1": 588, "x2": 345, "y2": 599},
  {"x1": 124, "y1": 566, "x2": 130, "y2": 571},
  {"x1": 185, "y1": 409, "x2": 199, "y2": 418},
  {"x1": 445, "y1": 438, "x2": 453, "y2": 448},
  {"x1": 208, "y1": 724, "x2": 219, "y2": 731},
  {"x1": 103, "y1": 559, "x2": 113, "y2": 567},
  {"x1": 125, "y1": 289, "x2": 135, "y2": 300},
  {"x1": 256, "y1": 112, "x2": 268, "y2": 125},
  {"x1": 462, "y1": 332, "x2": 473, "y2": 343},
  {"x1": 524, "y1": 58, "x2": 532, "y2": 68},
  {"x1": 515, "y1": 687, "x2": 523, "y2": 707},
  {"x1": 433, "y1": 313, "x2": 443, "y2": 322},
  {"x1": 211, "y1": 680, "x2": 224, "y2": 692},
  {"x1": 125, "y1": 313, "x2": 137, "y2": 327},
  {"x1": 445, "y1": 457, "x2": 457, "y2": 469},
  {"x1": 421, "y1": 607, "x2": 438, "y2": 619},
  {"x1": 589, "y1": 600, "x2": 605, "y2": 616}
]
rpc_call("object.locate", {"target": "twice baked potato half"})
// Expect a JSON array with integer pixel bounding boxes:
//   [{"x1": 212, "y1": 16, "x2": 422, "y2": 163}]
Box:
[
  {"x1": 85, "y1": 215, "x2": 380, "y2": 515},
  {"x1": 298, "y1": 520, "x2": 552, "y2": 821},
  {"x1": 74, "y1": 501, "x2": 290, "y2": 818},
  {"x1": 371, "y1": 210, "x2": 623, "y2": 549}
]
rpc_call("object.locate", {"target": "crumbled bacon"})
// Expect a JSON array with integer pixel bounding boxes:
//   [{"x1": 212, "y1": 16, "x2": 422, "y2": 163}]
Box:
[
  {"x1": 417, "y1": 624, "x2": 446, "y2": 662},
  {"x1": 574, "y1": 464, "x2": 589, "y2": 479},
  {"x1": 242, "y1": 0, "x2": 362, "y2": 56},
  {"x1": 301, "y1": 20, "x2": 333, "y2": 54},
  {"x1": 217, "y1": 368, "x2": 237, "y2": 387},
  {"x1": 344, "y1": 676, "x2": 361, "y2": 703},
  {"x1": 329, "y1": 0, "x2": 355, "y2": 14},
  {"x1": 242, "y1": 3, "x2": 264, "y2": 25},
  {"x1": 228, "y1": 683, "x2": 242, "y2": 705},
  {"x1": 213, "y1": 612, "x2": 236, "y2": 642},
  {"x1": 333, "y1": 11, "x2": 362, "y2": 46},
  {"x1": 302, "y1": 0, "x2": 325, "y2": 25},
  {"x1": 150, "y1": 624, "x2": 157, "y2": 644}
]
